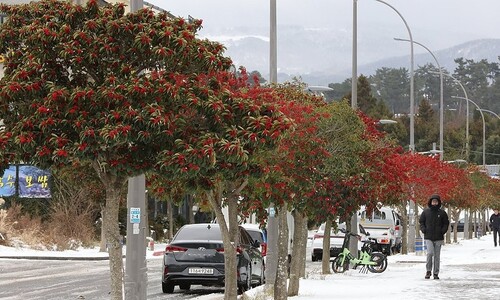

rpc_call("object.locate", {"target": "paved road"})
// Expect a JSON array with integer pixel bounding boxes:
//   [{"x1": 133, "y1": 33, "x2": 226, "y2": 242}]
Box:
[{"x1": 0, "y1": 258, "x2": 224, "y2": 300}]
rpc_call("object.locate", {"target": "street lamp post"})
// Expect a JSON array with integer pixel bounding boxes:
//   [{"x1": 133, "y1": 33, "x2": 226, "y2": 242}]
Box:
[
  {"x1": 352, "y1": 0, "x2": 358, "y2": 109},
  {"x1": 477, "y1": 108, "x2": 500, "y2": 120},
  {"x1": 265, "y1": 0, "x2": 279, "y2": 287},
  {"x1": 372, "y1": 0, "x2": 416, "y2": 253},
  {"x1": 394, "y1": 38, "x2": 444, "y2": 160},
  {"x1": 451, "y1": 96, "x2": 486, "y2": 166},
  {"x1": 431, "y1": 72, "x2": 470, "y2": 159}
]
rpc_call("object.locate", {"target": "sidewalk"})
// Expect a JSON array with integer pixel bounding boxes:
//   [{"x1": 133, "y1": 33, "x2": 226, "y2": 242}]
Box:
[{"x1": 196, "y1": 235, "x2": 500, "y2": 300}]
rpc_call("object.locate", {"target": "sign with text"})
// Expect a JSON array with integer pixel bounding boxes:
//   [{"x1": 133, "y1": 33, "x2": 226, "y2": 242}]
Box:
[
  {"x1": 130, "y1": 207, "x2": 140, "y2": 224},
  {"x1": 0, "y1": 165, "x2": 16, "y2": 197},
  {"x1": 0, "y1": 165, "x2": 51, "y2": 198}
]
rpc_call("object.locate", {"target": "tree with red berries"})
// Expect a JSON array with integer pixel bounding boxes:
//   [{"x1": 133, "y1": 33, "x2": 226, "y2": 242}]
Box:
[{"x1": 0, "y1": 1, "x2": 292, "y2": 299}]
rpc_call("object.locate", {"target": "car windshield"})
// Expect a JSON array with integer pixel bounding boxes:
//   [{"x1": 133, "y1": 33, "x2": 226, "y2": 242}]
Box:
[
  {"x1": 174, "y1": 225, "x2": 222, "y2": 241},
  {"x1": 246, "y1": 230, "x2": 264, "y2": 243}
]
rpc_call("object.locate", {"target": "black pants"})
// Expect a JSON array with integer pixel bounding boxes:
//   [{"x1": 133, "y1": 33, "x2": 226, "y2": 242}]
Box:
[{"x1": 494, "y1": 228, "x2": 500, "y2": 246}]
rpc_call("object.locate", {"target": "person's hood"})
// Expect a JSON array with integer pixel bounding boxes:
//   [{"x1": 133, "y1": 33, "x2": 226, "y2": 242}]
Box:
[{"x1": 428, "y1": 194, "x2": 442, "y2": 208}]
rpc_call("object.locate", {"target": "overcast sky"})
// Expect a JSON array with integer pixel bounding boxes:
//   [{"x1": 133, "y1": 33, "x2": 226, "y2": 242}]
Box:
[{"x1": 148, "y1": 0, "x2": 500, "y2": 52}]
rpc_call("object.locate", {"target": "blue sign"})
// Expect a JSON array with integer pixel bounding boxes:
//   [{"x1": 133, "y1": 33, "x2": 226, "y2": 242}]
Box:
[
  {"x1": 130, "y1": 207, "x2": 141, "y2": 224},
  {"x1": 0, "y1": 165, "x2": 51, "y2": 198},
  {"x1": 0, "y1": 165, "x2": 16, "y2": 197}
]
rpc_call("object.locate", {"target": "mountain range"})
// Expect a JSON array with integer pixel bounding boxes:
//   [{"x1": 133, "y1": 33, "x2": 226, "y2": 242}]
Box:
[{"x1": 215, "y1": 25, "x2": 500, "y2": 86}]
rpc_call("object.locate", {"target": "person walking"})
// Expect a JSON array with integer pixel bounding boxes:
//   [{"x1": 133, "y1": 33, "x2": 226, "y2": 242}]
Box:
[
  {"x1": 490, "y1": 209, "x2": 500, "y2": 247},
  {"x1": 419, "y1": 194, "x2": 449, "y2": 280}
]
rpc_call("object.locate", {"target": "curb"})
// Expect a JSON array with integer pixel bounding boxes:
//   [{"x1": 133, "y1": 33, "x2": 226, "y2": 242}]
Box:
[{"x1": 0, "y1": 255, "x2": 125, "y2": 261}]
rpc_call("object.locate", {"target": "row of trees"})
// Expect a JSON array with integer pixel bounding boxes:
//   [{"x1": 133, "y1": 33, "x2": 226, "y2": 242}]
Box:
[
  {"x1": 0, "y1": 1, "x2": 499, "y2": 300},
  {"x1": 328, "y1": 60, "x2": 500, "y2": 165}
]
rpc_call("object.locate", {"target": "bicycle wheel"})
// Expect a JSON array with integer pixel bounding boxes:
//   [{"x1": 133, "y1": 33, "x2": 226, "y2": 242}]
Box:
[
  {"x1": 367, "y1": 252, "x2": 387, "y2": 273},
  {"x1": 332, "y1": 255, "x2": 349, "y2": 273}
]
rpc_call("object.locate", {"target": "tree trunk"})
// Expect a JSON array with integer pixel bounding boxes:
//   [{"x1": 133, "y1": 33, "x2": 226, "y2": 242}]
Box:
[
  {"x1": 321, "y1": 219, "x2": 332, "y2": 274},
  {"x1": 167, "y1": 198, "x2": 173, "y2": 240},
  {"x1": 452, "y1": 209, "x2": 460, "y2": 243},
  {"x1": 92, "y1": 162, "x2": 127, "y2": 300},
  {"x1": 397, "y1": 201, "x2": 409, "y2": 254},
  {"x1": 206, "y1": 179, "x2": 247, "y2": 300},
  {"x1": 187, "y1": 194, "x2": 194, "y2": 224},
  {"x1": 446, "y1": 206, "x2": 451, "y2": 244},
  {"x1": 274, "y1": 204, "x2": 289, "y2": 300},
  {"x1": 99, "y1": 205, "x2": 106, "y2": 252},
  {"x1": 103, "y1": 179, "x2": 126, "y2": 300},
  {"x1": 288, "y1": 210, "x2": 307, "y2": 296}
]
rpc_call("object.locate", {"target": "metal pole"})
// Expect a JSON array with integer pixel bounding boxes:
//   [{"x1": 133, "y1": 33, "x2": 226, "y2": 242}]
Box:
[
  {"x1": 394, "y1": 38, "x2": 444, "y2": 160},
  {"x1": 432, "y1": 72, "x2": 470, "y2": 159},
  {"x1": 265, "y1": 0, "x2": 278, "y2": 286},
  {"x1": 269, "y1": 0, "x2": 277, "y2": 84},
  {"x1": 348, "y1": 0, "x2": 359, "y2": 259},
  {"x1": 351, "y1": 0, "x2": 358, "y2": 109},
  {"x1": 375, "y1": 0, "x2": 415, "y2": 252},
  {"x1": 452, "y1": 96, "x2": 486, "y2": 166},
  {"x1": 125, "y1": 2, "x2": 147, "y2": 300}
]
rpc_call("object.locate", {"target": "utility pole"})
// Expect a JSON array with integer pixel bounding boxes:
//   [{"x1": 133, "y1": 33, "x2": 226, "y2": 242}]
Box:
[
  {"x1": 349, "y1": 0, "x2": 359, "y2": 259},
  {"x1": 265, "y1": 0, "x2": 279, "y2": 286},
  {"x1": 125, "y1": 2, "x2": 147, "y2": 300}
]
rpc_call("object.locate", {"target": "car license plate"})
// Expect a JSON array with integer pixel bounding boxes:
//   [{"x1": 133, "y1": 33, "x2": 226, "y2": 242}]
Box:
[{"x1": 188, "y1": 268, "x2": 214, "y2": 275}]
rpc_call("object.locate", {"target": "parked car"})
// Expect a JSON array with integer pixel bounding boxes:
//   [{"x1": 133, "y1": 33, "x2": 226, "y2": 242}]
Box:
[
  {"x1": 162, "y1": 223, "x2": 264, "y2": 294},
  {"x1": 358, "y1": 206, "x2": 402, "y2": 255},
  {"x1": 310, "y1": 222, "x2": 368, "y2": 261},
  {"x1": 451, "y1": 218, "x2": 481, "y2": 233},
  {"x1": 241, "y1": 223, "x2": 267, "y2": 263}
]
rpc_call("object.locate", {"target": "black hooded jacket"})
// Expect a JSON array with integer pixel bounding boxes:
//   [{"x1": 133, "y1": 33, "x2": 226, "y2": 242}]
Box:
[
  {"x1": 419, "y1": 195, "x2": 449, "y2": 241},
  {"x1": 490, "y1": 212, "x2": 500, "y2": 229}
]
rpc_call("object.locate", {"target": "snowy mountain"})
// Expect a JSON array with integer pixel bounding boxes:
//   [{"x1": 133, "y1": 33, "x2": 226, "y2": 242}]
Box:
[{"x1": 212, "y1": 24, "x2": 500, "y2": 86}]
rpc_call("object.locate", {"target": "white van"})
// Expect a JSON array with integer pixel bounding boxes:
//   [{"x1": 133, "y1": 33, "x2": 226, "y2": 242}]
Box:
[{"x1": 357, "y1": 206, "x2": 402, "y2": 255}]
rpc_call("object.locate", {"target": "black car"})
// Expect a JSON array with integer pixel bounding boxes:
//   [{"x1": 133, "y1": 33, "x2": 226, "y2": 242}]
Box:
[
  {"x1": 162, "y1": 223, "x2": 264, "y2": 294},
  {"x1": 451, "y1": 218, "x2": 480, "y2": 232}
]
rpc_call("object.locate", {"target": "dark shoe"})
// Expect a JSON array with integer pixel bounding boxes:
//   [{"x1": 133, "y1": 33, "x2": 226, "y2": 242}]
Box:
[
  {"x1": 433, "y1": 274, "x2": 439, "y2": 280},
  {"x1": 425, "y1": 271, "x2": 431, "y2": 279}
]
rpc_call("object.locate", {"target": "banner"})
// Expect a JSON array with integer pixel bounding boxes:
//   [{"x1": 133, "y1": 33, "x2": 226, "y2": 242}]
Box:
[
  {"x1": 0, "y1": 165, "x2": 16, "y2": 197},
  {"x1": 0, "y1": 165, "x2": 52, "y2": 198}
]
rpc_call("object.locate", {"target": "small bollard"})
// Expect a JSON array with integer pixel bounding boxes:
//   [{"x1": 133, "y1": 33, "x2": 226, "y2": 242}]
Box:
[{"x1": 415, "y1": 237, "x2": 425, "y2": 256}]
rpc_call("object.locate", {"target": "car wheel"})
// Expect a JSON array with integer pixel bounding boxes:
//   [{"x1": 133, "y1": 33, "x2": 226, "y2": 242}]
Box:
[
  {"x1": 179, "y1": 283, "x2": 190, "y2": 291},
  {"x1": 162, "y1": 281, "x2": 174, "y2": 294},
  {"x1": 311, "y1": 254, "x2": 317, "y2": 262}
]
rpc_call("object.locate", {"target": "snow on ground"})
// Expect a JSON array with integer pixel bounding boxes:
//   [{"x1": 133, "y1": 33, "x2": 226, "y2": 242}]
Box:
[
  {"x1": 196, "y1": 234, "x2": 500, "y2": 300},
  {"x1": 1, "y1": 234, "x2": 499, "y2": 300}
]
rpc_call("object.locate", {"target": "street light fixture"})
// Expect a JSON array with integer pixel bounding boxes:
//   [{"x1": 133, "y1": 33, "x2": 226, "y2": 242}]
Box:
[
  {"x1": 371, "y1": 0, "x2": 416, "y2": 253},
  {"x1": 378, "y1": 119, "x2": 398, "y2": 125},
  {"x1": 477, "y1": 108, "x2": 500, "y2": 120},
  {"x1": 394, "y1": 38, "x2": 443, "y2": 160},
  {"x1": 451, "y1": 96, "x2": 486, "y2": 166}
]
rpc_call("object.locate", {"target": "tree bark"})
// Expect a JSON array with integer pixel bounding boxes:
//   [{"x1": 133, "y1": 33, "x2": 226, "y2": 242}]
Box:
[
  {"x1": 446, "y1": 206, "x2": 451, "y2": 244},
  {"x1": 99, "y1": 205, "x2": 106, "y2": 252},
  {"x1": 397, "y1": 201, "x2": 409, "y2": 254},
  {"x1": 206, "y1": 179, "x2": 247, "y2": 300},
  {"x1": 92, "y1": 161, "x2": 127, "y2": 300},
  {"x1": 288, "y1": 210, "x2": 307, "y2": 296},
  {"x1": 167, "y1": 198, "x2": 173, "y2": 240},
  {"x1": 274, "y1": 204, "x2": 289, "y2": 300},
  {"x1": 103, "y1": 179, "x2": 126, "y2": 300},
  {"x1": 321, "y1": 219, "x2": 332, "y2": 274}
]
